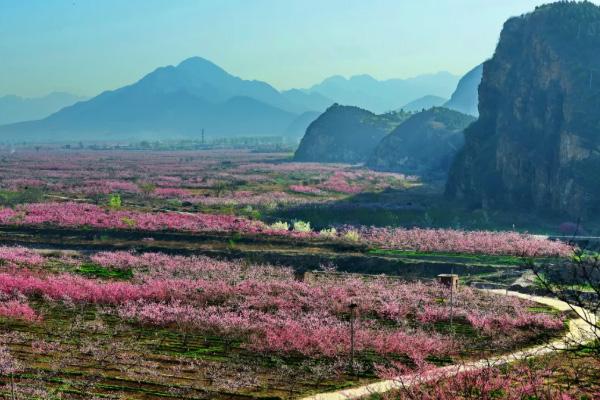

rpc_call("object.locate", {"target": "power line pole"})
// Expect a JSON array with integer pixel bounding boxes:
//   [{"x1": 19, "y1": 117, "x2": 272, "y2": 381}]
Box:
[
  {"x1": 449, "y1": 274, "x2": 454, "y2": 332},
  {"x1": 349, "y1": 302, "x2": 357, "y2": 374},
  {"x1": 201, "y1": 128, "x2": 205, "y2": 145}
]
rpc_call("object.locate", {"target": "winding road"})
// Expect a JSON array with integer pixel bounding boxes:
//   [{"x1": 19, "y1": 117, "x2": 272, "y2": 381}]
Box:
[{"x1": 300, "y1": 289, "x2": 598, "y2": 400}]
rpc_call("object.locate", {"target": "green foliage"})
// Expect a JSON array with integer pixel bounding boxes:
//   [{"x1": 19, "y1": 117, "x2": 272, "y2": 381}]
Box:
[
  {"x1": 294, "y1": 105, "x2": 410, "y2": 163},
  {"x1": 108, "y1": 194, "x2": 122, "y2": 209},
  {"x1": 0, "y1": 188, "x2": 44, "y2": 207},
  {"x1": 293, "y1": 220, "x2": 312, "y2": 233},
  {"x1": 367, "y1": 107, "x2": 475, "y2": 177},
  {"x1": 343, "y1": 230, "x2": 360, "y2": 242},
  {"x1": 319, "y1": 227, "x2": 337, "y2": 238},
  {"x1": 121, "y1": 217, "x2": 136, "y2": 227},
  {"x1": 139, "y1": 182, "x2": 156, "y2": 195},
  {"x1": 75, "y1": 263, "x2": 133, "y2": 280},
  {"x1": 270, "y1": 221, "x2": 290, "y2": 231}
]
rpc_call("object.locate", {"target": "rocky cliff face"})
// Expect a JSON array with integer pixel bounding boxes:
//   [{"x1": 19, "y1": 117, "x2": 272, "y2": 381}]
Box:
[
  {"x1": 367, "y1": 107, "x2": 475, "y2": 178},
  {"x1": 446, "y1": 2, "x2": 600, "y2": 217},
  {"x1": 294, "y1": 104, "x2": 409, "y2": 163}
]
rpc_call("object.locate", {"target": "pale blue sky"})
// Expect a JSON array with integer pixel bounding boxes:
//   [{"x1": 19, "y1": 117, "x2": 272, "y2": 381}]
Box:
[{"x1": 0, "y1": 0, "x2": 593, "y2": 97}]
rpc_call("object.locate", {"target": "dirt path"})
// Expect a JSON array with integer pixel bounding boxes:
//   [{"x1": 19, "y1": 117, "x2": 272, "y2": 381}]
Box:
[{"x1": 300, "y1": 289, "x2": 598, "y2": 400}]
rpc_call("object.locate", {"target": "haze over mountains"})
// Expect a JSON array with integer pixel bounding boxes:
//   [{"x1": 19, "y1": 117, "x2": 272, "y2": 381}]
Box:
[
  {"x1": 401, "y1": 95, "x2": 448, "y2": 112},
  {"x1": 0, "y1": 92, "x2": 86, "y2": 125},
  {"x1": 443, "y1": 64, "x2": 483, "y2": 117},
  {"x1": 0, "y1": 57, "x2": 476, "y2": 142},
  {"x1": 300, "y1": 72, "x2": 459, "y2": 114}
]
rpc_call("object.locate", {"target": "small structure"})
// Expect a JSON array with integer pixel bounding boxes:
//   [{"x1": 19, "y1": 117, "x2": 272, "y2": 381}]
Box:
[{"x1": 437, "y1": 274, "x2": 459, "y2": 291}]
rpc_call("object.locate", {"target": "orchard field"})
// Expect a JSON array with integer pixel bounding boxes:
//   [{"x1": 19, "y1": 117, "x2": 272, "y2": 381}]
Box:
[{"x1": 0, "y1": 148, "x2": 591, "y2": 399}]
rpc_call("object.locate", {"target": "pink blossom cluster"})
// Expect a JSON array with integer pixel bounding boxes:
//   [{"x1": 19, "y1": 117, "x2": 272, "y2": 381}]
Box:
[
  {"x1": 0, "y1": 202, "x2": 573, "y2": 257},
  {"x1": 319, "y1": 172, "x2": 365, "y2": 194},
  {"x1": 0, "y1": 299, "x2": 40, "y2": 322},
  {"x1": 184, "y1": 191, "x2": 312, "y2": 207},
  {"x1": 2, "y1": 202, "x2": 267, "y2": 234},
  {"x1": 0, "y1": 246, "x2": 45, "y2": 267},
  {"x1": 91, "y1": 251, "x2": 294, "y2": 281},
  {"x1": 119, "y1": 301, "x2": 450, "y2": 362},
  {"x1": 1, "y1": 178, "x2": 46, "y2": 191},
  {"x1": 0, "y1": 149, "x2": 273, "y2": 197},
  {"x1": 289, "y1": 185, "x2": 326, "y2": 195},
  {"x1": 356, "y1": 227, "x2": 573, "y2": 257},
  {"x1": 0, "y1": 272, "x2": 207, "y2": 304},
  {"x1": 378, "y1": 362, "x2": 598, "y2": 400},
  {"x1": 466, "y1": 311, "x2": 563, "y2": 333},
  {"x1": 81, "y1": 180, "x2": 141, "y2": 195},
  {"x1": 0, "y1": 248, "x2": 564, "y2": 363},
  {"x1": 0, "y1": 208, "x2": 17, "y2": 224},
  {"x1": 152, "y1": 187, "x2": 193, "y2": 198},
  {"x1": 231, "y1": 162, "x2": 345, "y2": 174}
]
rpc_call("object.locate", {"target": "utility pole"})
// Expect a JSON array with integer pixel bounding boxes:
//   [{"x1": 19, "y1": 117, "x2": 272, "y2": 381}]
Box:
[
  {"x1": 349, "y1": 302, "x2": 357, "y2": 374},
  {"x1": 437, "y1": 271, "x2": 457, "y2": 334},
  {"x1": 449, "y1": 265, "x2": 455, "y2": 334},
  {"x1": 201, "y1": 128, "x2": 205, "y2": 145},
  {"x1": 449, "y1": 274, "x2": 454, "y2": 332}
]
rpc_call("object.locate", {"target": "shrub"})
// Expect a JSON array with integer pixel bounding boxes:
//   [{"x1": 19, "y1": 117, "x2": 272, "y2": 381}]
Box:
[
  {"x1": 343, "y1": 230, "x2": 360, "y2": 242},
  {"x1": 270, "y1": 221, "x2": 290, "y2": 231},
  {"x1": 293, "y1": 220, "x2": 312, "y2": 233},
  {"x1": 121, "y1": 217, "x2": 136, "y2": 228},
  {"x1": 108, "y1": 194, "x2": 122, "y2": 209},
  {"x1": 319, "y1": 228, "x2": 337, "y2": 238}
]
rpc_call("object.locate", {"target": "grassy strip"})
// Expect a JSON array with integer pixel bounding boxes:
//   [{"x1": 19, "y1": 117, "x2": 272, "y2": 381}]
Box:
[
  {"x1": 74, "y1": 263, "x2": 133, "y2": 280},
  {"x1": 369, "y1": 249, "x2": 562, "y2": 266}
]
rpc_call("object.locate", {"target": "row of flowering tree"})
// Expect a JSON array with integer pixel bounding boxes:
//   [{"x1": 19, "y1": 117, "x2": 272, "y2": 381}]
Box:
[
  {"x1": 0, "y1": 247, "x2": 565, "y2": 365},
  {"x1": 0, "y1": 246, "x2": 580, "y2": 397},
  {"x1": 0, "y1": 149, "x2": 412, "y2": 209},
  {"x1": 0, "y1": 203, "x2": 574, "y2": 257}
]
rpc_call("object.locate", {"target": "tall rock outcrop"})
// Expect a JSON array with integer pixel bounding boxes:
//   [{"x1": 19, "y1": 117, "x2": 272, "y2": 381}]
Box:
[
  {"x1": 367, "y1": 107, "x2": 475, "y2": 178},
  {"x1": 447, "y1": 2, "x2": 600, "y2": 217},
  {"x1": 294, "y1": 104, "x2": 409, "y2": 163}
]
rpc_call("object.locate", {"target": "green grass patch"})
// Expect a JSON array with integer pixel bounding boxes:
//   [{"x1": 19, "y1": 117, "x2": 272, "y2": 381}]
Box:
[
  {"x1": 75, "y1": 263, "x2": 133, "y2": 280},
  {"x1": 369, "y1": 248, "x2": 561, "y2": 266}
]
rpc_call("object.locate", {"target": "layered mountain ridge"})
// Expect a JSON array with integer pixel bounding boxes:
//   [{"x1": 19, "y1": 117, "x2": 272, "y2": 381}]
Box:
[{"x1": 0, "y1": 57, "x2": 464, "y2": 142}]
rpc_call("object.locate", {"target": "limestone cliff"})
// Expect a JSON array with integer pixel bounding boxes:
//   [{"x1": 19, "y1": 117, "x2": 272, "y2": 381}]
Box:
[{"x1": 446, "y1": 2, "x2": 600, "y2": 217}]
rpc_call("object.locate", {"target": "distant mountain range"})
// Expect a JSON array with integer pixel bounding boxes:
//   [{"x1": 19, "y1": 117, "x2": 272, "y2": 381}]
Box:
[
  {"x1": 0, "y1": 92, "x2": 86, "y2": 125},
  {"x1": 300, "y1": 72, "x2": 459, "y2": 114},
  {"x1": 0, "y1": 58, "x2": 317, "y2": 142},
  {"x1": 0, "y1": 57, "x2": 474, "y2": 142},
  {"x1": 443, "y1": 64, "x2": 483, "y2": 116}
]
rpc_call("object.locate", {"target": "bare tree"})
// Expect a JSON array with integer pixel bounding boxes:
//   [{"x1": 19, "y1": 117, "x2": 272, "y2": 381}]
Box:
[{"x1": 530, "y1": 250, "x2": 599, "y2": 355}]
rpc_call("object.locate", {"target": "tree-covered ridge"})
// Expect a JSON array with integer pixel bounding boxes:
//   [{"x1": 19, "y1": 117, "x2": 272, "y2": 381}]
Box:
[
  {"x1": 367, "y1": 107, "x2": 475, "y2": 177},
  {"x1": 293, "y1": 104, "x2": 411, "y2": 163},
  {"x1": 361, "y1": 109, "x2": 412, "y2": 132}
]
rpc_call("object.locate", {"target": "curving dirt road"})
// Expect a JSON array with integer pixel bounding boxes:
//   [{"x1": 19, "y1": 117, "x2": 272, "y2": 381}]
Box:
[{"x1": 300, "y1": 289, "x2": 598, "y2": 400}]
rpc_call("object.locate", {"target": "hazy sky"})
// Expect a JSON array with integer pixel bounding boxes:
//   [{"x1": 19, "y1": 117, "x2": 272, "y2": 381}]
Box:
[{"x1": 1, "y1": 0, "x2": 593, "y2": 97}]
